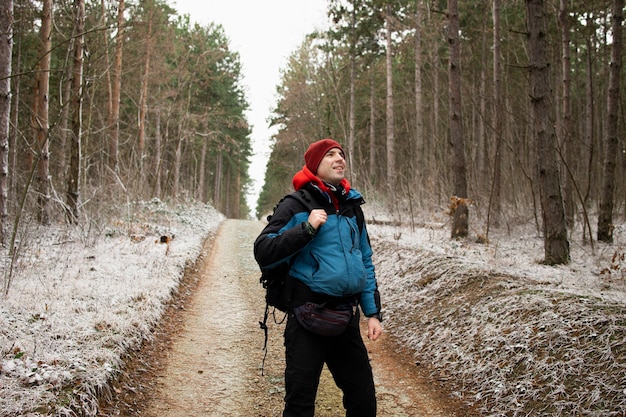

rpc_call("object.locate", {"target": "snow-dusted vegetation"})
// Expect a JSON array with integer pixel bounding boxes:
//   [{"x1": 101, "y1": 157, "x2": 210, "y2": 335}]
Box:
[
  {"x1": 1, "y1": 198, "x2": 625, "y2": 416},
  {"x1": 371, "y1": 214, "x2": 626, "y2": 416},
  {"x1": 0, "y1": 199, "x2": 224, "y2": 416}
]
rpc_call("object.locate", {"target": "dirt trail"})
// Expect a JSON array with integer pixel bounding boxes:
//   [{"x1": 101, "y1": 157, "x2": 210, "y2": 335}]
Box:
[{"x1": 103, "y1": 219, "x2": 476, "y2": 416}]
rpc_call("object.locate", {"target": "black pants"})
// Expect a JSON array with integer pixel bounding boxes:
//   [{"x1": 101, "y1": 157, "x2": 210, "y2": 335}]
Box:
[{"x1": 282, "y1": 311, "x2": 377, "y2": 417}]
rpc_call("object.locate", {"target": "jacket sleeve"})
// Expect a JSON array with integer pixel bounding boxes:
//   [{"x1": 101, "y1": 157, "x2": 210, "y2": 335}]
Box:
[{"x1": 254, "y1": 197, "x2": 314, "y2": 269}]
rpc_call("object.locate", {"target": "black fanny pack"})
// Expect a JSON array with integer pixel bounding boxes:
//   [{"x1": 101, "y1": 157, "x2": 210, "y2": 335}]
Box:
[{"x1": 293, "y1": 301, "x2": 355, "y2": 336}]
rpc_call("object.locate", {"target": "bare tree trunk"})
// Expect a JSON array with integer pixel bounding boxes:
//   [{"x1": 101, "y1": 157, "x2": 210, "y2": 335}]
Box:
[
  {"x1": 559, "y1": 0, "x2": 575, "y2": 228},
  {"x1": 173, "y1": 134, "x2": 183, "y2": 199},
  {"x1": 432, "y1": 49, "x2": 439, "y2": 186},
  {"x1": 234, "y1": 150, "x2": 241, "y2": 218},
  {"x1": 35, "y1": 0, "x2": 52, "y2": 225},
  {"x1": 526, "y1": 0, "x2": 570, "y2": 264},
  {"x1": 213, "y1": 150, "x2": 222, "y2": 209},
  {"x1": 0, "y1": 0, "x2": 12, "y2": 243},
  {"x1": 9, "y1": 16, "x2": 19, "y2": 207},
  {"x1": 447, "y1": 0, "x2": 468, "y2": 238},
  {"x1": 66, "y1": 0, "x2": 85, "y2": 223},
  {"x1": 414, "y1": 1, "x2": 424, "y2": 195},
  {"x1": 347, "y1": 6, "x2": 356, "y2": 186},
  {"x1": 58, "y1": 47, "x2": 73, "y2": 178},
  {"x1": 583, "y1": 28, "x2": 595, "y2": 211},
  {"x1": 152, "y1": 111, "x2": 162, "y2": 199},
  {"x1": 369, "y1": 70, "x2": 376, "y2": 183},
  {"x1": 490, "y1": 0, "x2": 503, "y2": 229},
  {"x1": 137, "y1": 2, "x2": 153, "y2": 181},
  {"x1": 108, "y1": 0, "x2": 125, "y2": 173},
  {"x1": 622, "y1": 138, "x2": 626, "y2": 221},
  {"x1": 198, "y1": 139, "x2": 206, "y2": 202},
  {"x1": 101, "y1": 0, "x2": 112, "y2": 121},
  {"x1": 477, "y1": 28, "x2": 487, "y2": 188},
  {"x1": 597, "y1": 0, "x2": 623, "y2": 243},
  {"x1": 385, "y1": 5, "x2": 396, "y2": 195}
]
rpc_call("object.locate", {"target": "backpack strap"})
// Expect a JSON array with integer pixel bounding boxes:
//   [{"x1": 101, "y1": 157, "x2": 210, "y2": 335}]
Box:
[
  {"x1": 285, "y1": 188, "x2": 317, "y2": 212},
  {"x1": 354, "y1": 203, "x2": 365, "y2": 232}
]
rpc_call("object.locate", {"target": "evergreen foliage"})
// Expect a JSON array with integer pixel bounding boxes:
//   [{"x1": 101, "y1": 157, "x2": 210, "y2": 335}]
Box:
[
  {"x1": 258, "y1": 0, "x2": 623, "y2": 256},
  {"x1": 8, "y1": 0, "x2": 251, "y2": 221}
]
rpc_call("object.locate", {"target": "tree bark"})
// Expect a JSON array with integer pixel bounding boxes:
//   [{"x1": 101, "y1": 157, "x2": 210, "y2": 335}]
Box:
[
  {"x1": 213, "y1": 150, "x2": 222, "y2": 210},
  {"x1": 109, "y1": 0, "x2": 125, "y2": 173},
  {"x1": 414, "y1": 1, "x2": 424, "y2": 196},
  {"x1": 490, "y1": 0, "x2": 503, "y2": 229},
  {"x1": 385, "y1": 4, "x2": 396, "y2": 194},
  {"x1": 526, "y1": 0, "x2": 570, "y2": 264},
  {"x1": 173, "y1": 135, "x2": 182, "y2": 199},
  {"x1": 58, "y1": 44, "x2": 73, "y2": 178},
  {"x1": 583, "y1": 24, "x2": 595, "y2": 214},
  {"x1": 198, "y1": 139, "x2": 206, "y2": 202},
  {"x1": 448, "y1": 0, "x2": 469, "y2": 238},
  {"x1": 66, "y1": 0, "x2": 85, "y2": 223},
  {"x1": 0, "y1": 0, "x2": 12, "y2": 243},
  {"x1": 101, "y1": 0, "x2": 113, "y2": 121},
  {"x1": 559, "y1": 0, "x2": 575, "y2": 228},
  {"x1": 35, "y1": 0, "x2": 52, "y2": 225},
  {"x1": 138, "y1": 1, "x2": 153, "y2": 181},
  {"x1": 347, "y1": 4, "x2": 356, "y2": 186},
  {"x1": 597, "y1": 0, "x2": 623, "y2": 243},
  {"x1": 477, "y1": 27, "x2": 487, "y2": 190},
  {"x1": 152, "y1": 111, "x2": 162, "y2": 199},
  {"x1": 369, "y1": 69, "x2": 376, "y2": 184},
  {"x1": 432, "y1": 48, "x2": 439, "y2": 182}
]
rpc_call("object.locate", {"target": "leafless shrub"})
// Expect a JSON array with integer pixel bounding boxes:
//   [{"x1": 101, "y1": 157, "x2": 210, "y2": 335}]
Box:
[{"x1": 599, "y1": 248, "x2": 626, "y2": 279}]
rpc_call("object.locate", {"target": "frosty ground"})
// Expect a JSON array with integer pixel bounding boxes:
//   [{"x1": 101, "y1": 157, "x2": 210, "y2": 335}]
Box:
[{"x1": 1, "y1": 199, "x2": 625, "y2": 416}]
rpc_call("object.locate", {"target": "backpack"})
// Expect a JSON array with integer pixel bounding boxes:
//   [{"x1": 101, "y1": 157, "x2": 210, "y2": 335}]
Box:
[
  {"x1": 259, "y1": 188, "x2": 317, "y2": 313},
  {"x1": 258, "y1": 189, "x2": 316, "y2": 374}
]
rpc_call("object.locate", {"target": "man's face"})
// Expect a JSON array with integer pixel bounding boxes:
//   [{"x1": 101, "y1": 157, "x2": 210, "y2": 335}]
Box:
[{"x1": 316, "y1": 148, "x2": 346, "y2": 185}]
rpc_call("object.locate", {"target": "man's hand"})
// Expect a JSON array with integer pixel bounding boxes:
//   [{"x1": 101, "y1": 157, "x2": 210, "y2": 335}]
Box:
[
  {"x1": 308, "y1": 209, "x2": 327, "y2": 230},
  {"x1": 367, "y1": 317, "x2": 382, "y2": 341}
]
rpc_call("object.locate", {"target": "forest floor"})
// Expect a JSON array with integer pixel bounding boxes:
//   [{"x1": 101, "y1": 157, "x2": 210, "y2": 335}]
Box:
[
  {"x1": 98, "y1": 219, "x2": 479, "y2": 416},
  {"x1": 5, "y1": 200, "x2": 624, "y2": 416}
]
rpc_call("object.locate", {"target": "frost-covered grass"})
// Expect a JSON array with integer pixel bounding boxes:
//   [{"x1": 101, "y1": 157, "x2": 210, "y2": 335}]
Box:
[
  {"x1": 2, "y1": 196, "x2": 625, "y2": 416},
  {"x1": 371, "y1": 217, "x2": 626, "y2": 416},
  {"x1": 0, "y1": 199, "x2": 224, "y2": 416}
]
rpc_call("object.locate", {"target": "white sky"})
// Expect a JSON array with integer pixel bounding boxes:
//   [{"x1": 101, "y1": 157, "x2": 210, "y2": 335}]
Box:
[{"x1": 167, "y1": 0, "x2": 330, "y2": 216}]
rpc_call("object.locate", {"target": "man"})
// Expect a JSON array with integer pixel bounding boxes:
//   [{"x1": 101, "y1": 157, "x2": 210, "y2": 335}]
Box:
[{"x1": 254, "y1": 138, "x2": 383, "y2": 417}]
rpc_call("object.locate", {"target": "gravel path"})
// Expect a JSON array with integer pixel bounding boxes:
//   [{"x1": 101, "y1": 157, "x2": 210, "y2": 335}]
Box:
[{"x1": 101, "y1": 219, "x2": 477, "y2": 416}]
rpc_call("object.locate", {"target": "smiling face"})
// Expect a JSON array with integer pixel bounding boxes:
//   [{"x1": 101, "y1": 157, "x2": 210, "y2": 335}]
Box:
[{"x1": 315, "y1": 147, "x2": 346, "y2": 185}]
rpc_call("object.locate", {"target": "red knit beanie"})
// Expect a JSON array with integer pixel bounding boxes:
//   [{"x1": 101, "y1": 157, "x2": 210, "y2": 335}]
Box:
[{"x1": 304, "y1": 139, "x2": 344, "y2": 174}]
